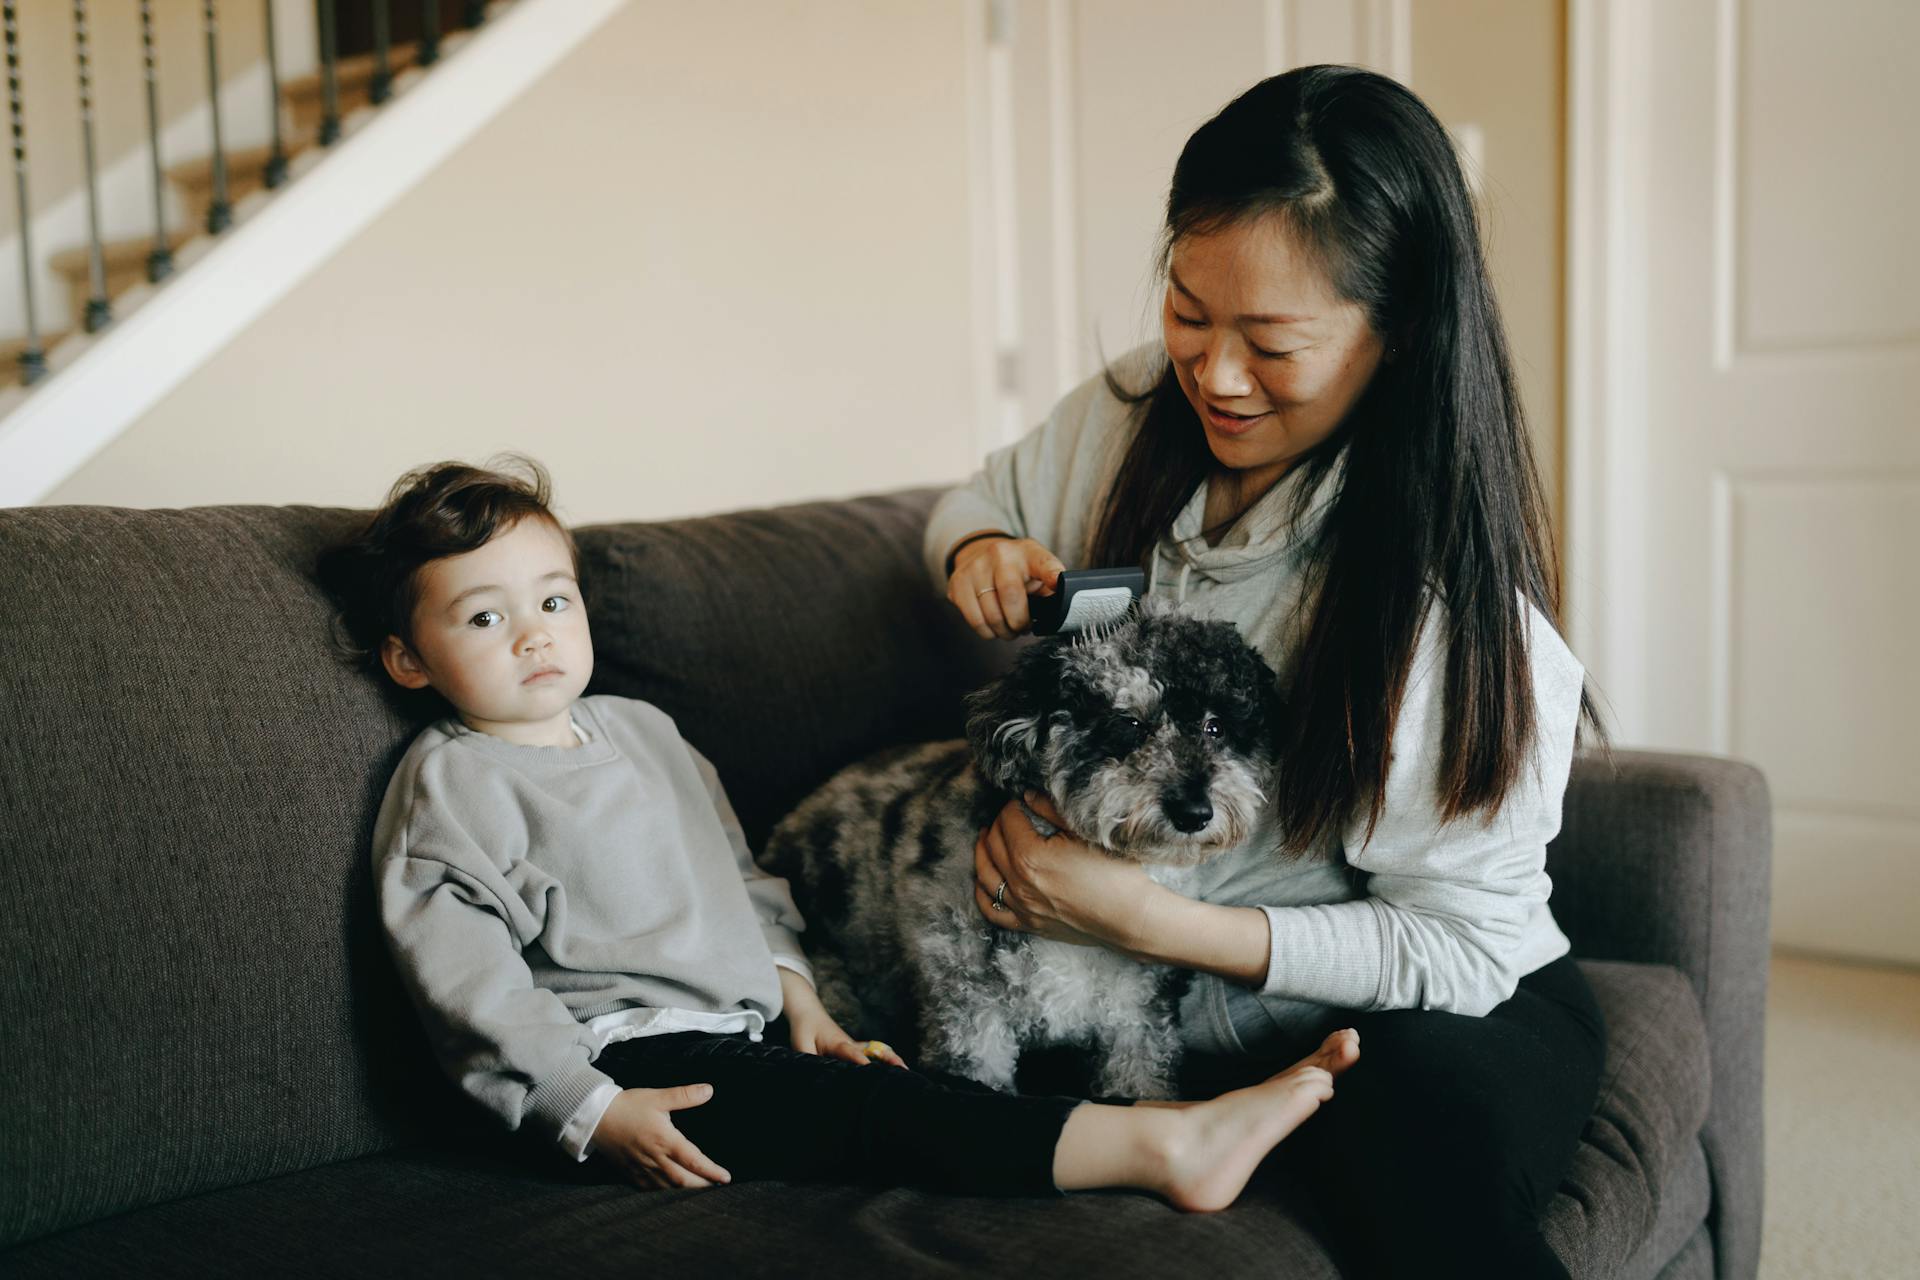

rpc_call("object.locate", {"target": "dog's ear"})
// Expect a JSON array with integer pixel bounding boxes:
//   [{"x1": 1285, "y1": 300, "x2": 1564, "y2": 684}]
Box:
[
  {"x1": 1233, "y1": 635, "x2": 1287, "y2": 736},
  {"x1": 1182, "y1": 617, "x2": 1286, "y2": 749},
  {"x1": 964, "y1": 642, "x2": 1062, "y2": 792}
]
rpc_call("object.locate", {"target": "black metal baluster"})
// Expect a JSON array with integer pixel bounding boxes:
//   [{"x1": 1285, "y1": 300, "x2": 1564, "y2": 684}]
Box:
[
  {"x1": 201, "y1": 1, "x2": 230, "y2": 232},
  {"x1": 4, "y1": 0, "x2": 44, "y2": 383},
  {"x1": 139, "y1": 1, "x2": 171, "y2": 282},
  {"x1": 370, "y1": 0, "x2": 390, "y2": 104},
  {"x1": 419, "y1": 0, "x2": 439, "y2": 67},
  {"x1": 317, "y1": 0, "x2": 339, "y2": 145},
  {"x1": 261, "y1": 0, "x2": 286, "y2": 187},
  {"x1": 71, "y1": 0, "x2": 108, "y2": 332}
]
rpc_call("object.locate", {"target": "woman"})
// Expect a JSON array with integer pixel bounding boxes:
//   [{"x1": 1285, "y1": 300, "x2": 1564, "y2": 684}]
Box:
[{"x1": 927, "y1": 66, "x2": 1607, "y2": 1278}]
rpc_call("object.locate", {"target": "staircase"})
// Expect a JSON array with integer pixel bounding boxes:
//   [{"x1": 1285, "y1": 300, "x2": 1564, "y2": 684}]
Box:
[
  {"x1": 21, "y1": 49, "x2": 432, "y2": 374},
  {"x1": 3, "y1": 23, "x2": 446, "y2": 389},
  {"x1": 0, "y1": 0, "x2": 628, "y2": 507}
]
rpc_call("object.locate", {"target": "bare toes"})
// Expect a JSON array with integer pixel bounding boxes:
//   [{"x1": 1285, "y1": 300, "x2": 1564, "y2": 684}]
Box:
[{"x1": 1306, "y1": 1028, "x2": 1361, "y2": 1075}]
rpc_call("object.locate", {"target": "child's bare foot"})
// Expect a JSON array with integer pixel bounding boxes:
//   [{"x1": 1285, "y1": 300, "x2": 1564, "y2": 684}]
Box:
[{"x1": 1154, "y1": 1028, "x2": 1360, "y2": 1213}]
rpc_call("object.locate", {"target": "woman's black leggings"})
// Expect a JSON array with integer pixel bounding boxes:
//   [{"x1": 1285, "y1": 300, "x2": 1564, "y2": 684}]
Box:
[
  {"x1": 1246, "y1": 953, "x2": 1607, "y2": 1279},
  {"x1": 594, "y1": 1025, "x2": 1079, "y2": 1197}
]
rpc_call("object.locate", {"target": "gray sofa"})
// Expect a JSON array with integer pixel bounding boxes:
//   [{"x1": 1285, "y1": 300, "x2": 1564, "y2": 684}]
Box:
[{"x1": 0, "y1": 490, "x2": 1769, "y2": 1278}]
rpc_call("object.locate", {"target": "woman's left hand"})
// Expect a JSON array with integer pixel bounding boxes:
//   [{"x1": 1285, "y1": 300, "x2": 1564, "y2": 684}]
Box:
[{"x1": 974, "y1": 792, "x2": 1159, "y2": 949}]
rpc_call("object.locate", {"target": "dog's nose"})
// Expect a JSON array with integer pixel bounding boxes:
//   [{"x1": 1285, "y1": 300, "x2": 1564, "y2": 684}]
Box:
[{"x1": 1164, "y1": 793, "x2": 1214, "y2": 834}]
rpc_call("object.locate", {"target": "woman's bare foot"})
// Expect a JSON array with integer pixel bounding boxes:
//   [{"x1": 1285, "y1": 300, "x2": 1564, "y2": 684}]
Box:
[{"x1": 1154, "y1": 1027, "x2": 1361, "y2": 1212}]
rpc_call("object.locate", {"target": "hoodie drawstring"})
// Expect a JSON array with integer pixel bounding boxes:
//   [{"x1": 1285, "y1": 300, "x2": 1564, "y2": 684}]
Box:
[{"x1": 1145, "y1": 546, "x2": 1198, "y2": 606}]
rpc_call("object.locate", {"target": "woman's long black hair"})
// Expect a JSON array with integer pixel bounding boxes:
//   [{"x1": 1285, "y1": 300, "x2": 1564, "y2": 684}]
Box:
[{"x1": 1089, "y1": 65, "x2": 1607, "y2": 854}]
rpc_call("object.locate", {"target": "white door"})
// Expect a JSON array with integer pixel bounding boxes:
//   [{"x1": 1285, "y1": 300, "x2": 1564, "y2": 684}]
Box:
[
  {"x1": 1569, "y1": 0, "x2": 1920, "y2": 963},
  {"x1": 984, "y1": 0, "x2": 1413, "y2": 444}
]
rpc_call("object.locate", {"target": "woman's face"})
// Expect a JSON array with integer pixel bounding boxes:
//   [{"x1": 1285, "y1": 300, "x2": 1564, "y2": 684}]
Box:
[{"x1": 1161, "y1": 217, "x2": 1385, "y2": 496}]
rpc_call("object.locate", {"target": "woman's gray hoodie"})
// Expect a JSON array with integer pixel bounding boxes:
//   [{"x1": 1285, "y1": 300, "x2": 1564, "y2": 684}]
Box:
[{"x1": 925, "y1": 347, "x2": 1586, "y2": 1052}]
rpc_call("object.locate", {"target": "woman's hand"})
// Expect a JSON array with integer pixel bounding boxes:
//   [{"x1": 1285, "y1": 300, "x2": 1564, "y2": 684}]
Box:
[
  {"x1": 592, "y1": 1084, "x2": 731, "y2": 1190},
  {"x1": 945, "y1": 533, "x2": 1067, "y2": 640},
  {"x1": 973, "y1": 792, "x2": 1163, "y2": 950},
  {"x1": 779, "y1": 968, "x2": 907, "y2": 1068}
]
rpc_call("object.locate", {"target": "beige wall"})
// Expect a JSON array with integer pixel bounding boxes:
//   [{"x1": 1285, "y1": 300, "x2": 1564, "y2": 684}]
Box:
[
  {"x1": 1, "y1": 1, "x2": 268, "y2": 237},
  {"x1": 42, "y1": 0, "x2": 1567, "y2": 534},
  {"x1": 44, "y1": 1, "x2": 984, "y2": 524}
]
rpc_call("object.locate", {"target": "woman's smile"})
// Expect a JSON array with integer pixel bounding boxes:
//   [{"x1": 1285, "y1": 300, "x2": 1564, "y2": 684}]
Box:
[
  {"x1": 1200, "y1": 400, "x2": 1271, "y2": 437},
  {"x1": 1162, "y1": 218, "x2": 1384, "y2": 498}
]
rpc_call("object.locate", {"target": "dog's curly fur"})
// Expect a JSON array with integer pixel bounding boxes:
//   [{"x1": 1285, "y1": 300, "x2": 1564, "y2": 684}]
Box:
[{"x1": 761, "y1": 602, "x2": 1282, "y2": 1098}]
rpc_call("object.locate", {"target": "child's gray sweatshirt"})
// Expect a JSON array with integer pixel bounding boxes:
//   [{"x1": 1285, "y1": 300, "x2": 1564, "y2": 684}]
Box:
[
  {"x1": 924, "y1": 345, "x2": 1587, "y2": 1045},
  {"x1": 372, "y1": 695, "x2": 811, "y2": 1147}
]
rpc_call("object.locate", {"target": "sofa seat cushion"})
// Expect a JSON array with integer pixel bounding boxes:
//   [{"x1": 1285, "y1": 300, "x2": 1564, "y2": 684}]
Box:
[
  {"x1": 1543, "y1": 960, "x2": 1715, "y2": 1278},
  {"x1": 1, "y1": 1143, "x2": 1346, "y2": 1280},
  {"x1": 6, "y1": 960, "x2": 1713, "y2": 1279}
]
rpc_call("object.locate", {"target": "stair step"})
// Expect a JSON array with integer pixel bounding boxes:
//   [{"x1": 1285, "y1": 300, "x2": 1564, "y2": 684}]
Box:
[
  {"x1": 48, "y1": 229, "x2": 197, "y2": 324},
  {"x1": 282, "y1": 46, "x2": 423, "y2": 135},
  {"x1": 48, "y1": 229, "x2": 196, "y2": 277},
  {"x1": 167, "y1": 131, "x2": 321, "y2": 227},
  {"x1": 0, "y1": 331, "x2": 71, "y2": 387}
]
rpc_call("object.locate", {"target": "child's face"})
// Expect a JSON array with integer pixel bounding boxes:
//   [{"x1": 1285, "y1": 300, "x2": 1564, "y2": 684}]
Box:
[{"x1": 380, "y1": 517, "x2": 593, "y2": 747}]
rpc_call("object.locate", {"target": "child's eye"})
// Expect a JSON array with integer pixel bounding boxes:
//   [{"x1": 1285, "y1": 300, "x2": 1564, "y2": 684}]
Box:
[
  {"x1": 468, "y1": 610, "x2": 503, "y2": 629},
  {"x1": 542, "y1": 596, "x2": 570, "y2": 613}
]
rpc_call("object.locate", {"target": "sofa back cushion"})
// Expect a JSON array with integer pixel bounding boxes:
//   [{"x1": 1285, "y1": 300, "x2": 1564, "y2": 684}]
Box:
[{"x1": 0, "y1": 490, "x2": 995, "y2": 1247}]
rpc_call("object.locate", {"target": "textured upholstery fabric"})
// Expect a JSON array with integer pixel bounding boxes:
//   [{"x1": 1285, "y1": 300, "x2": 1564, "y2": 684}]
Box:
[
  {"x1": 1547, "y1": 753, "x2": 1773, "y2": 1280},
  {"x1": 0, "y1": 1144, "x2": 1344, "y2": 1279},
  {"x1": 1, "y1": 961, "x2": 1714, "y2": 1280},
  {"x1": 0, "y1": 493, "x2": 998, "y2": 1247},
  {"x1": 0, "y1": 495, "x2": 1766, "y2": 1279},
  {"x1": 1624, "y1": 1142, "x2": 1712, "y2": 1280},
  {"x1": 1539, "y1": 962, "x2": 1713, "y2": 1279},
  {"x1": 0, "y1": 505, "x2": 434, "y2": 1247},
  {"x1": 1654, "y1": 1225, "x2": 1716, "y2": 1280},
  {"x1": 571, "y1": 491, "x2": 1010, "y2": 850}
]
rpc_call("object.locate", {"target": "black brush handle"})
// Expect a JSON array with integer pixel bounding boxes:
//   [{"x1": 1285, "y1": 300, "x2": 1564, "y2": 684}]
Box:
[{"x1": 1028, "y1": 568, "x2": 1147, "y2": 636}]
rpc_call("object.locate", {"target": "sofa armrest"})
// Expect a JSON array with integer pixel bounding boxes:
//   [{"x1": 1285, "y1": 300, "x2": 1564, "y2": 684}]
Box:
[{"x1": 1546, "y1": 749, "x2": 1772, "y2": 1280}]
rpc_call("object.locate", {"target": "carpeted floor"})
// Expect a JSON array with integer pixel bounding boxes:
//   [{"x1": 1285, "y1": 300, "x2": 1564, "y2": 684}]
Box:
[{"x1": 1759, "y1": 950, "x2": 1920, "y2": 1279}]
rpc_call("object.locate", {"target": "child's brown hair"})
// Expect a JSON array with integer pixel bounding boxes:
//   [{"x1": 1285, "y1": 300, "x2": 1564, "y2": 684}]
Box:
[{"x1": 316, "y1": 455, "x2": 578, "y2": 682}]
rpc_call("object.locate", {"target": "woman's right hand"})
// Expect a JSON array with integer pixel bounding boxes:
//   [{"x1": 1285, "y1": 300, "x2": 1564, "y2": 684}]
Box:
[{"x1": 945, "y1": 534, "x2": 1067, "y2": 640}]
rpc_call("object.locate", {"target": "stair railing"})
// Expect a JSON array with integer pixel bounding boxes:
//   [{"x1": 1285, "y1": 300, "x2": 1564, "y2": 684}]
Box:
[{"x1": 2, "y1": 1, "x2": 503, "y2": 391}]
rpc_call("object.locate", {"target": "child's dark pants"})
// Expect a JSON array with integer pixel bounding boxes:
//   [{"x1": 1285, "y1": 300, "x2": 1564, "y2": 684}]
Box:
[{"x1": 593, "y1": 1023, "x2": 1081, "y2": 1197}]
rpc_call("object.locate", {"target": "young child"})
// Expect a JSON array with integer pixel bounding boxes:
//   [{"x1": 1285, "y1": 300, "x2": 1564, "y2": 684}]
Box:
[{"x1": 318, "y1": 457, "x2": 1359, "y2": 1207}]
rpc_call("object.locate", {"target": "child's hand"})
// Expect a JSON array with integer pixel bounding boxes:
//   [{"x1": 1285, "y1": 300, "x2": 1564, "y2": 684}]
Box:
[
  {"x1": 591, "y1": 1084, "x2": 732, "y2": 1191},
  {"x1": 778, "y1": 968, "x2": 908, "y2": 1068}
]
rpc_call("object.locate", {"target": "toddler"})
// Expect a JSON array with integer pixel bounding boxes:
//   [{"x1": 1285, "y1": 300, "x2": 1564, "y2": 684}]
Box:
[{"x1": 317, "y1": 457, "x2": 1358, "y2": 1205}]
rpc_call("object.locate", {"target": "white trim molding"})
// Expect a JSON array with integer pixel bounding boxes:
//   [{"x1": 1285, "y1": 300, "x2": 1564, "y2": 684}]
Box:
[
  {"x1": 0, "y1": 0, "x2": 629, "y2": 508},
  {"x1": 1364, "y1": 0, "x2": 1414, "y2": 84},
  {"x1": 1564, "y1": 0, "x2": 1654, "y2": 744}
]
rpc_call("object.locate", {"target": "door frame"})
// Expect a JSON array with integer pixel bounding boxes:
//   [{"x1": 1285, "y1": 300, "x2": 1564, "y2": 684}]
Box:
[{"x1": 1564, "y1": 0, "x2": 1655, "y2": 745}]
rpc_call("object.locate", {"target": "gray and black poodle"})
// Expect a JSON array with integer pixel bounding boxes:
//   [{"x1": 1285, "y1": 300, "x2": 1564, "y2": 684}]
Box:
[{"x1": 760, "y1": 601, "x2": 1282, "y2": 1099}]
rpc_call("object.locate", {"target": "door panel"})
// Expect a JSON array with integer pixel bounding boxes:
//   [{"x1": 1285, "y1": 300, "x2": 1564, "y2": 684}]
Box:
[{"x1": 1600, "y1": 0, "x2": 1920, "y2": 962}]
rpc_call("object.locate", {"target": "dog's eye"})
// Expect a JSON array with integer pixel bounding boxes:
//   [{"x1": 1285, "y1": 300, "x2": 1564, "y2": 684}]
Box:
[
  {"x1": 1202, "y1": 716, "x2": 1222, "y2": 738},
  {"x1": 1125, "y1": 716, "x2": 1141, "y2": 730}
]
